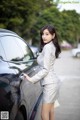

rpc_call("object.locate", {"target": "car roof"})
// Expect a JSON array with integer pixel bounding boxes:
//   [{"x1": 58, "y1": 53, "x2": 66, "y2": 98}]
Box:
[{"x1": 0, "y1": 28, "x2": 18, "y2": 37}]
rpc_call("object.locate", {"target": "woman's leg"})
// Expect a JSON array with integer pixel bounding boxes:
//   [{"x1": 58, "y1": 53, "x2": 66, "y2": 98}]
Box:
[
  {"x1": 41, "y1": 103, "x2": 50, "y2": 120},
  {"x1": 41, "y1": 103, "x2": 54, "y2": 120},
  {"x1": 49, "y1": 104, "x2": 54, "y2": 120}
]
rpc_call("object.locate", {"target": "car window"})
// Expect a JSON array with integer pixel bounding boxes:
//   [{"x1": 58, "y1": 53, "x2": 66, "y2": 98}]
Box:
[
  {"x1": 0, "y1": 41, "x2": 6, "y2": 60},
  {"x1": 0, "y1": 36, "x2": 34, "y2": 64}
]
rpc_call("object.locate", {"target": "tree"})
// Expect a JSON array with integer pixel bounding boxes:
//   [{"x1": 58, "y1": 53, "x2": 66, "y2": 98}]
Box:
[
  {"x1": 31, "y1": 7, "x2": 80, "y2": 45},
  {"x1": 0, "y1": 0, "x2": 53, "y2": 40}
]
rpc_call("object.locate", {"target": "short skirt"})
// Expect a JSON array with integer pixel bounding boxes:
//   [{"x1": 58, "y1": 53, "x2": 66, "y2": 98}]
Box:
[{"x1": 42, "y1": 83, "x2": 60, "y2": 104}]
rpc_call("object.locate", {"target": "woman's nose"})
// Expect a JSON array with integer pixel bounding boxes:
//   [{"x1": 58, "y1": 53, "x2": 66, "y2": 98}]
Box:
[{"x1": 42, "y1": 35, "x2": 46, "y2": 39}]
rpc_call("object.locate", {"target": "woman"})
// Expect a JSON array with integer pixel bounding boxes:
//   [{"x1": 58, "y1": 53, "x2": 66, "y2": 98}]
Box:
[{"x1": 23, "y1": 25, "x2": 61, "y2": 120}]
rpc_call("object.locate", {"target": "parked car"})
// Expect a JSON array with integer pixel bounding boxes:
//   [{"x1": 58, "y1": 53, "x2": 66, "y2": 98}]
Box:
[
  {"x1": 0, "y1": 29, "x2": 42, "y2": 120},
  {"x1": 72, "y1": 48, "x2": 80, "y2": 58},
  {"x1": 60, "y1": 40, "x2": 72, "y2": 50}
]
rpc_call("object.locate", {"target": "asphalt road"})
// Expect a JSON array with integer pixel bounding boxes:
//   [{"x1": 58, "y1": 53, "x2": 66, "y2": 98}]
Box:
[{"x1": 35, "y1": 50, "x2": 80, "y2": 120}]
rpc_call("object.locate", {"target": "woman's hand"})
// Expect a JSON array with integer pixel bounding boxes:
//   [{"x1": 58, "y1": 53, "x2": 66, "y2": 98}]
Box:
[
  {"x1": 23, "y1": 73, "x2": 31, "y2": 82},
  {"x1": 23, "y1": 73, "x2": 30, "y2": 80}
]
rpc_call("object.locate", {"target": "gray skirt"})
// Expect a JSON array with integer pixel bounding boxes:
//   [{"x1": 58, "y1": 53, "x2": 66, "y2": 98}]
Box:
[{"x1": 42, "y1": 83, "x2": 60, "y2": 104}]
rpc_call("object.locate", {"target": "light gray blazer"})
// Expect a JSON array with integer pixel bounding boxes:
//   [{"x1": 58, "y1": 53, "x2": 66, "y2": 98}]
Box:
[{"x1": 30, "y1": 41, "x2": 59, "y2": 85}]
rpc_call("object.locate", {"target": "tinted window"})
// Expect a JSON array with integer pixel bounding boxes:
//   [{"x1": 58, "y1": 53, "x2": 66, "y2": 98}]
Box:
[{"x1": 0, "y1": 36, "x2": 34, "y2": 63}]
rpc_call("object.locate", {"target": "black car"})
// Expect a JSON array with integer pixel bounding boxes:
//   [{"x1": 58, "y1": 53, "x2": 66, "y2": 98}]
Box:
[{"x1": 0, "y1": 29, "x2": 42, "y2": 120}]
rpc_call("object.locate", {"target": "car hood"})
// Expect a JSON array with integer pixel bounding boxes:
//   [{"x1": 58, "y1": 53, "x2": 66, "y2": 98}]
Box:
[{"x1": 72, "y1": 48, "x2": 80, "y2": 52}]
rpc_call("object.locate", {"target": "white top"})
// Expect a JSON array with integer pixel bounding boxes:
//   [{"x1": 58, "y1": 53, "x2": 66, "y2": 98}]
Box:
[{"x1": 30, "y1": 41, "x2": 60, "y2": 85}]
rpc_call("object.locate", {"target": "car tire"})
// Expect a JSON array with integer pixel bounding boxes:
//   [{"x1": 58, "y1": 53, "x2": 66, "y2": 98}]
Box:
[{"x1": 15, "y1": 110, "x2": 24, "y2": 120}]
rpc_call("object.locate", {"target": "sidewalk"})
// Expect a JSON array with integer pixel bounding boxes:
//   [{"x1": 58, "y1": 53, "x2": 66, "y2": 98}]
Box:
[{"x1": 35, "y1": 79, "x2": 80, "y2": 120}]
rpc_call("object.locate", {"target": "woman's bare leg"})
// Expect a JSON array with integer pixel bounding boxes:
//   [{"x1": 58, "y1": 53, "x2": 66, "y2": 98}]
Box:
[
  {"x1": 41, "y1": 103, "x2": 54, "y2": 120},
  {"x1": 41, "y1": 103, "x2": 50, "y2": 120},
  {"x1": 50, "y1": 104, "x2": 54, "y2": 120}
]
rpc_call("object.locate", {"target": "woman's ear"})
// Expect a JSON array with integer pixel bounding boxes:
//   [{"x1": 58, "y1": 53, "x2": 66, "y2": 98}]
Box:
[{"x1": 53, "y1": 33, "x2": 55, "y2": 39}]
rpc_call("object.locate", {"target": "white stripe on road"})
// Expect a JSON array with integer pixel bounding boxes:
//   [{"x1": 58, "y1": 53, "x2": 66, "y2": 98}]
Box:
[{"x1": 58, "y1": 75, "x2": 80, "y2": 82}]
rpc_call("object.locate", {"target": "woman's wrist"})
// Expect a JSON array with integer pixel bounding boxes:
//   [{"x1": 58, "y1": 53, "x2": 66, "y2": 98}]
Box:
[
  {"x1": 23, "y1": 73, "x2": 34, "y2": 83},
  {"x1": 28, "y1": 78, "x2": 35, "y2": 84}
]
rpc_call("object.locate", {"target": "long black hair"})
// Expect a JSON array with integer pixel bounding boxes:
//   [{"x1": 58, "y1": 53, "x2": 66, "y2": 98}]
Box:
[{"x1": 40, "y1": 25, "x2": 61, "y2": 58}]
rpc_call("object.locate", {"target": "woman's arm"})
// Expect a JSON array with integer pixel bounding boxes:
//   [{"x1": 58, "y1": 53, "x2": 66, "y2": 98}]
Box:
[
  {"x1": 30, "y1": 45, "x2": 55, "y2": 83},
  {"x1": 23, "y1": 44, "x2": 55, "y2": 83}
]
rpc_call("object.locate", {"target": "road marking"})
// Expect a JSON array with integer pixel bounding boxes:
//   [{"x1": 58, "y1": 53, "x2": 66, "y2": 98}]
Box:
[{"x1": 58, "y1": 75, "x2": 80, "y2": 82}]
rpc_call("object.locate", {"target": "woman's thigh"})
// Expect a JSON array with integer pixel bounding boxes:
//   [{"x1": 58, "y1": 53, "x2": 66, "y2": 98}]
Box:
[
  {"x1": 41, "y1": 103, "x2": 54, "y2": 113},
  {"x1": 42, "y1": 84, "x2": 59, "y2": 104}
]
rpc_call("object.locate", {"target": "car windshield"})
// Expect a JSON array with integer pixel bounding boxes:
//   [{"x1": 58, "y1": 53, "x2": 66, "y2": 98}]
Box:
[{"x1": 0, "y1": 36, "x2": 34, "y2": 63}]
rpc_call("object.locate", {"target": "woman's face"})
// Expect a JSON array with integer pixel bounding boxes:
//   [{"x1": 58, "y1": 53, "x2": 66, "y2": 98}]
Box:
[{"x1": 42, "y1": 29, "x2": 55, "y2": 44}]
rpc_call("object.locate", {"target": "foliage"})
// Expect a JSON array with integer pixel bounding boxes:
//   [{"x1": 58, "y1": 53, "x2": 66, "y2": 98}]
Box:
[
  {"x1": 0, "y1": 0, "x2": 80, "y2": 45},
  {"x1": 32, "y1": 7, "x2": 80, "y2": 45},
  {"x1": 0, "y1": 0, "x2": 52, "y2": 39}
]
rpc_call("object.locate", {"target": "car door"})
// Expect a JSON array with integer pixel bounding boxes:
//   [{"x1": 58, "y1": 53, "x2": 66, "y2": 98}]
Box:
[{"x1": 0, "y1": 34, "x2": 42, "y2": 116}]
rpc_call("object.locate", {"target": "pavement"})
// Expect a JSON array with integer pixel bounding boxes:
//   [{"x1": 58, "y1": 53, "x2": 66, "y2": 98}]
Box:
[
  {"x1": 55, "y1": 78, "x2": 80, "y2": 120},
  {"x1": 35, "y1": 78, "x2": 80, "y2": 120},
  {"x1": 34, "y1": 50, "x2": 80, "y2": 120}
]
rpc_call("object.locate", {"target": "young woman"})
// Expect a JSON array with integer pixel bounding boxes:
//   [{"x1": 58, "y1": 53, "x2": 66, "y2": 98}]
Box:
[{"x1": 23, "y1": 25, "x2": 61, "y2": 120}]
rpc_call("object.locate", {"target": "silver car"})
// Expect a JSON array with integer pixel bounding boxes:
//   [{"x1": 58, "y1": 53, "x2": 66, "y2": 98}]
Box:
[{"x1": 72, "y1": 48, "x2": 80, "y2": 58}]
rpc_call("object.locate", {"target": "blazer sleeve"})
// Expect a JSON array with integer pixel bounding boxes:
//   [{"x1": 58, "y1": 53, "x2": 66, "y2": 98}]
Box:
[{"x1": 30, "y1": 45, "x2": 55, "y2": 83}]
